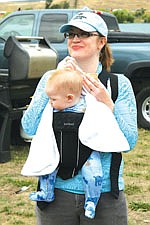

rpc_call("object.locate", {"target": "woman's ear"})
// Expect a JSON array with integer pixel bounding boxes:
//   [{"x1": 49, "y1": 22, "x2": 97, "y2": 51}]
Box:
[
  {"x1": 66, "y1": 94, "x2": 74, "y2": 102},
  {"x1": 98, "y1": 37, "x2": 107, "y2": 50}
]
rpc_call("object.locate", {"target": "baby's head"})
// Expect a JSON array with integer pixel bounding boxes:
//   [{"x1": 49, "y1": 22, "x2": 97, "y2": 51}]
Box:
[{"x1": 45, "y1": 68, "x2": 83, "y2": 110}]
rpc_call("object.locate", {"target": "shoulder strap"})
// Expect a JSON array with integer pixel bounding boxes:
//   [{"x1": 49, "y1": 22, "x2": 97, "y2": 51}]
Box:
[
  {"x1": 99, "y1": 69, "x2": 121, "y2": 199},
  {"x1": 98, "y1": 70, "x2": 118, "y2": 102}
]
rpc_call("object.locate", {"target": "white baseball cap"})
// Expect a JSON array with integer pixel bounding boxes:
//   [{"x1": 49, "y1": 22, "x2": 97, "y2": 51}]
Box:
[{"x1": 59, "y1": 12, "x2": 108, "y2": 37}]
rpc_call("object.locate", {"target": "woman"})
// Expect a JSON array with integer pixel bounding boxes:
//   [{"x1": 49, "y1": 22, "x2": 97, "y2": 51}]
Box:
[{"x1": 21, "y1": 12, "x2": 138, "y2": 225}]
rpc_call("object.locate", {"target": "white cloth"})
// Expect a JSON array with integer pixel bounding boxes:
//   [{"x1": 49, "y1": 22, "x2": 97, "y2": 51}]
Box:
[
  {"x1": 21, "y1": 94, "x2": 129, "y2": 176},
  {"x1": 21, "y1": 103, "x2": 60, "y2": 176},
  {"x1": 79, "y1": 93, "x2": 130, "y2": 152}
]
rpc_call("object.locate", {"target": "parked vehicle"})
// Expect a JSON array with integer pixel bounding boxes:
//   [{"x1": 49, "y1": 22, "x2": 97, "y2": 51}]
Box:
[{"x1": 0, "y1": 8, "x2": 150, "y2": 162}]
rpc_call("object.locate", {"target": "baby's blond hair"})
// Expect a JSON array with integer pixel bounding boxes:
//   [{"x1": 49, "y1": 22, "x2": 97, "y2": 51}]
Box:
[{"x1": 46, "y1": 68, "x2": 83, "y2": 97}]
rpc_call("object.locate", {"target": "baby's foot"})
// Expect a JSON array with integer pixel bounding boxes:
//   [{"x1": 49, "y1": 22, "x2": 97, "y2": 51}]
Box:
[
  {"x1": 29, "y1": 191, "x2": 54, "y2": 202},
  {"x1": 85, "y1": 202, "x2": 96, "y2": 219}
]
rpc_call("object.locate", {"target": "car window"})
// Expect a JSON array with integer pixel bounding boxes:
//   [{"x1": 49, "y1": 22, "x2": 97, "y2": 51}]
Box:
[
  {"x1": 39, "y1": 13, "x2": 68, "y2": 43},
  {"x1": 0, "y1": 14, "x2": 34, "y2": 40},
  {"x1": 101, "y1": 14, "x2": 120, "y2": 32}
]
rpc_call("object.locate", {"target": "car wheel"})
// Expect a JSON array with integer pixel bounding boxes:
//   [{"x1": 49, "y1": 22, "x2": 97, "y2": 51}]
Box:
[{"x1": 136, "y1": 87, "x2": 150, "y2": 130}]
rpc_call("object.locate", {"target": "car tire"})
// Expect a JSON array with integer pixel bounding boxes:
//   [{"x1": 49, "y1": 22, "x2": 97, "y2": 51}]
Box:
[{"x1": 136, "y1": 87, "x2": 150, "y2": 130}]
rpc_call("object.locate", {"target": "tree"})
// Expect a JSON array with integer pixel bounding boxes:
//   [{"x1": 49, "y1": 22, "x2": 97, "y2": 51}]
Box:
[
  {"x1": 113, "y1": 9, "x2": 135, "y2": 23},
  {"x1": 45, "y1": 0, "x2": 53, "y2": 9},
  {"x1": 74, "y1": 0, "x2": 78, "y2": 8},
  {"x1": 45, "y1": 0, "x2": 69, "y2": 9}
]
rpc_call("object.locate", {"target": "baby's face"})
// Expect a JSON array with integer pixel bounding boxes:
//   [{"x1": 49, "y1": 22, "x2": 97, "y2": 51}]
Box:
[{"x1": 48, "y1": 91, "x2": 68, "y2": 110}]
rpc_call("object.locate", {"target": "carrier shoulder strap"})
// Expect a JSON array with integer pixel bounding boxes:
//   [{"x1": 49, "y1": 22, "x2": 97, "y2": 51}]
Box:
[
  {"x1": 99, "y1": 69, "x2": 121, "y2": 199},
  {"x1": 98, "y1": 69, "x2": 118, "y2": 102}
]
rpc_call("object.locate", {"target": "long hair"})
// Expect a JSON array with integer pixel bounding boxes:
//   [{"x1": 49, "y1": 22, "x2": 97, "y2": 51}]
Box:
[{"x1": 99, "y1": 43, "x2": 114, "y2": 72}]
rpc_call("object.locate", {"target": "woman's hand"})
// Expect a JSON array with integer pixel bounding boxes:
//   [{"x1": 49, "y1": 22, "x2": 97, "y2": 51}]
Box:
[{"x1": 83, "y1": 74, "x2": 114, "y2": 112}]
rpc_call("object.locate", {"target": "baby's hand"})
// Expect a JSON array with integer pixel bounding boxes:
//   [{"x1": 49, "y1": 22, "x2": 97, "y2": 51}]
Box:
[{"x1": 57, "y1": 56, "x2": 84, "y2": 76}]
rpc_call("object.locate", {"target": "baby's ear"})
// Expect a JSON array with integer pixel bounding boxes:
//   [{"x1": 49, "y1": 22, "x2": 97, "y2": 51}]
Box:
[{"x1": 67, "y1": 94, "x2": 74, "y2": 102}]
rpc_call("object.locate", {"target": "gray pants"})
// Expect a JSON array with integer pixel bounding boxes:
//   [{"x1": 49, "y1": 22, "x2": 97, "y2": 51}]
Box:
[{"x1": 36, "y1": 189, "x2": 128, "y2": 225}]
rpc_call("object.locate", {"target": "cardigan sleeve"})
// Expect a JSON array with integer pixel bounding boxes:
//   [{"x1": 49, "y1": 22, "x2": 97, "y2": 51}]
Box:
[
  {"x1": 113, "y1": 74, "x2": 138, "y2": 150},
  {"x1": 21, "y1": 70, "x2": 54, "y2": 135}
]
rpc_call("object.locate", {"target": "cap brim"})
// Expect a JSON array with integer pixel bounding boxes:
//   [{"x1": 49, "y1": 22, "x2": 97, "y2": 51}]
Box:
[{"x1": 59, "y1": 21, "x2": 96, "y2": 33}]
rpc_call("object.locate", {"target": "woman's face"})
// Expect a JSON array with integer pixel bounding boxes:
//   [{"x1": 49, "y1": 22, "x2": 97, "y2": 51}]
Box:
[{"x1": 67, "y1": 27, "x2": 106, "y2": 62}]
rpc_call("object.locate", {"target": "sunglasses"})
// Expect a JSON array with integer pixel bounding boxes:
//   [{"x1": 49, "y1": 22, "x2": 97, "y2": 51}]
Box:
[{"x1": 64, "y1": 32, "x2": 100, "y2": 39}]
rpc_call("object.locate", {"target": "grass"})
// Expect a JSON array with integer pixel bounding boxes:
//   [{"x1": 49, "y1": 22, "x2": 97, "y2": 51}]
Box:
[
  {"x1": 123, "y1": 129, "x2": 150, "y2": 225},
  {"x1": 0, "y1": 128, "x2": 150, "y2": 224},
  {"x1": 0, "y1": 146, "x2": 36, "y2": 225}
]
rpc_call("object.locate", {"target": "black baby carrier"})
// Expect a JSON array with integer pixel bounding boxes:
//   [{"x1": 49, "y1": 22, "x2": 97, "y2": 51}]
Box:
[{"x1": 37, "y1": 70, "x2": 122, "y2": 209}]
